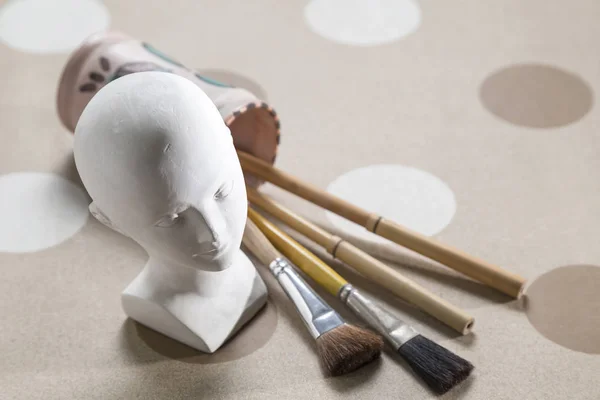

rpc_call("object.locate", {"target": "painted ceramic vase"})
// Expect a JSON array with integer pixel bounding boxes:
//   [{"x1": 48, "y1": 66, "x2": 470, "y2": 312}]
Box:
[{"x1": 57, "y1": 30, "x2": 280, "y2": 173}]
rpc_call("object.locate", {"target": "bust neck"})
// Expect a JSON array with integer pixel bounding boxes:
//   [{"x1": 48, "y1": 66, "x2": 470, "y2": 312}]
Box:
[
  {"x1": 121, "y1": 246, "x2": 265, "y2": 353},
  {"x1": 144, "y1": 251, "x2": 243, "y2": 298}
]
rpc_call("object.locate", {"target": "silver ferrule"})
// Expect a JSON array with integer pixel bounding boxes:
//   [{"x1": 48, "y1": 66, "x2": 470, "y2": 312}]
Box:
[
  {"x1": 339, "y1": 284, "x2": 418, "y2": 350},
  {"x1": 269, "y1": 258, "x2": 344, "y2": 339}
]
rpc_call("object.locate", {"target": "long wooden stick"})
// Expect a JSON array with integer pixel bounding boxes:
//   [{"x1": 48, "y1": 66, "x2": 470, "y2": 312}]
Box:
[
  {"x1": 248, "y1": 188, "x2": 474, "y2": 334},
  {"x1": 238, "y1": 150, "x2": 526, "y2": 298}
]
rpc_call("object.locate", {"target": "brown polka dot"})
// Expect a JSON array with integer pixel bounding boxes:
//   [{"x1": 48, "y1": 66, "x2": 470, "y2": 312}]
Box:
[
  {"x1": 524, "y1": 265, "x2": 600, "y2": 354},
  {"x1": 196, "y1": 69, "x2": 268, "y2": 100},
  {"x1": 134, "y1": 299, "x2": 278, "y2": 363},
  {"x1": 480, "y1": 64, "x2": 593, "y2": 128}
]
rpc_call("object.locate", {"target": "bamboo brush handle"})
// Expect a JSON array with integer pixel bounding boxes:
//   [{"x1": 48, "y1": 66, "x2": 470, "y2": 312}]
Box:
[
  {"x1": 238, "y1": 150, "x2": 526, "y2": 298},
  {"x1": 374, "y1": 219, "x2": 525, "y2": 299},
  {"x1": 333, "y1": 242, "x2": 473, "y2": 334},
  {"x1": 243, "y1": 218, "x2": 282, "y2": 265},
  {"x1": 247, "y1": 188, "x2": 336, "y2": 251},
  {"x1": 247, "y1": 188, "x2": 474, "y2": 334},
  {"x1": 248, "y1": 208, "x2": 347, "y2": 297},
  {"x1": 238, "y1": 151, "x2": 367, "y2": 225}
]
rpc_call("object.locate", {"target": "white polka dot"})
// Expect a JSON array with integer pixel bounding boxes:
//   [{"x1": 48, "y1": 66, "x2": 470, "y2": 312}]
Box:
[
  {"x1": 326, "y1": 165, "x2": 456, "y2": 243},
  {"x1": 0, "y1": 173, "x2": 89, "y2": 253},
  {"x1": 0, "y1": 0, "x2": 110, "y2": 54},
  {"x1": 304, "y1": 0, "x2": 421, "y2": 46}
]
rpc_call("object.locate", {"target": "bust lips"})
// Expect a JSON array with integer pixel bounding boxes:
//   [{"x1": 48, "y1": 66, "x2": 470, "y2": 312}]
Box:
[{"x1": 192, "y1": 241, "x2": 232, "y2": 261}]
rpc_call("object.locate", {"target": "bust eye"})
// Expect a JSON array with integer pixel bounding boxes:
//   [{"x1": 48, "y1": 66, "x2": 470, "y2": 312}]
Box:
[
  {"x1": 155, "y1": 213, "x2": 180, "y2": 228},
  {"x1": 214, "y1": 180, "x2": 234, "y2": 200}
]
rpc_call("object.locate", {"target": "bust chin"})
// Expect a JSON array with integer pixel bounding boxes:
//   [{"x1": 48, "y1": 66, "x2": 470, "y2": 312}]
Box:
[{"x1": 73, "y1": 71, "x2": 268, "y2": 352}]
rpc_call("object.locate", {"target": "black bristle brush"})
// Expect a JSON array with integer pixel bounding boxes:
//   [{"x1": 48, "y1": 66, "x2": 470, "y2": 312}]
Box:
[{"x1": 397, "y1": 334, "x2": 473, "y2": 394}]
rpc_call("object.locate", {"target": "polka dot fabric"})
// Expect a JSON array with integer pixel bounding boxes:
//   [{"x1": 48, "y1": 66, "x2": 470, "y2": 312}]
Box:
[
  {"x1": 0, "y1": 0, "x2": 599, "y2": 399},
  {"x1": 0, "y1": 173, "x2": 89, "y2": 252},
  {"x1": 326, "y1": 164, "x2": 456, "y2": 240},
  {"x1": 304, "y1": 0, "x2": 421, "y2": 46},
  {"x1": 480, "y1": 64, "x2": 593, "y2": 128},
  {"x1": 0, "y1": 0, "x2": 110, "y2": 54}
]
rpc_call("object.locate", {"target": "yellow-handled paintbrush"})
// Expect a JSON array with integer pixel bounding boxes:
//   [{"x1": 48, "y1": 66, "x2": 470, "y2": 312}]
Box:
[
  {"x1": 242, "y1": 218, "x2": 383, "y2": 376},
  {"x1": 248, "y1": 208, "x2": 474, "y2": 395}
]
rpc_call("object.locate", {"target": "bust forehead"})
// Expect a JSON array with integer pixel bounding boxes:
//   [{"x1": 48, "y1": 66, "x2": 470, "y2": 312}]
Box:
[
  {"x1": 73, "y1": 71, "x2": 237, "y2": 221},
  {"x1": 75, "y1": 71, "x2": 230, "y2": 147}
]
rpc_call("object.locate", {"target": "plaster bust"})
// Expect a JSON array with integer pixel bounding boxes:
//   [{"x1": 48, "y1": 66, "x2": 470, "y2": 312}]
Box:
[{"x1": 73, "y1": 71, "x2": 267, "y2": 353}]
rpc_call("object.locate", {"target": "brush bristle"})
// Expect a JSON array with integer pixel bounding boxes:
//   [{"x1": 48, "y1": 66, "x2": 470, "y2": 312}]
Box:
[
  {"x1": 397, "y1": 334, "x2": 474, "y2": 394},
  {"x1": 316, "y1": 324, "x2": 383, "y2": 376}
]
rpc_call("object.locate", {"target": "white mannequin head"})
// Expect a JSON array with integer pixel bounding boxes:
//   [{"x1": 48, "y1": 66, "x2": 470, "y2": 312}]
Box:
[{"x1": 74, "y1": 71, "x2": 247, "y2": 271}]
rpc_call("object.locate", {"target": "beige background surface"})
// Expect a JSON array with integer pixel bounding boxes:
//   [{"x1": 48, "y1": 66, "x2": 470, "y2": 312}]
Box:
[{"x1": 1, "y1": 0, "x2": 599, "y2": 399}]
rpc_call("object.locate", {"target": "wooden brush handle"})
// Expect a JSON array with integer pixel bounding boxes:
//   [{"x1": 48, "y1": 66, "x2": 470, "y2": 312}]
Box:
[
  {"x1": 248, "y1": 188, "x2": 474, "y2": 334},
  {"x1": 247, "y1": 188, "x2": 337, "y2": 252},
  {"x1": 238, "y1": 151, "x2": 367, "y2": 225},
  {"x1": 238, "y1": 150, "x2": 526, "y2": 298},
  {"x1": 242, "y1": 218, "x2": 282, "y2": 265},
  {"x1": 333, "y1": 242, "x2": 473, "y2": 334},
  {"x1": 374, "y1": 219, "x2": 525, "y2": 299},
  {"x1": 248, "y1": 208, "x2": 347, "y2": 297}
]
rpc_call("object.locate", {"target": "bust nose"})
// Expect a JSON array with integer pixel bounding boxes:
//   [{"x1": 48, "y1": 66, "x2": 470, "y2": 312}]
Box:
[
  {"x1": 192, "y1": 204, "x2": 227, "y2": 247},
  {"x1": 209, "y1": 231, "x2": 221, "y2": 247}
]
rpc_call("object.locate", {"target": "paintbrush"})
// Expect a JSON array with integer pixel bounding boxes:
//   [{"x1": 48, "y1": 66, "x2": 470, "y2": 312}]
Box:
[
  {"x1": 242, "y1": 218, "x2": 383, "y2": 376},
  {"x1": 248, "y1": 208, "x2": 474, "y2": 395},
  {"x1": 238, "y1": 149, "x2": 525, "y2": 298},
  {"x1": 247, "y1": 187, "x2": 474, "y2": 335}
]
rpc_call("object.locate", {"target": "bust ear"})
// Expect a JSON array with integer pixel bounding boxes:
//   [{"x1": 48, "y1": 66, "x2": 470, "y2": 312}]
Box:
[{"x1": 89, "y1": 202, "x2": 128, "y2": 236}]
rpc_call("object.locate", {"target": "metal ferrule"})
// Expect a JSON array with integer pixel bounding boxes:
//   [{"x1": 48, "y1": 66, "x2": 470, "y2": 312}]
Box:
[
  {"x1": 339, "y1": 284, "x2": 418, "y2": 350},
  {"x1": 269, "y1": 257, "x2": 344, "y2": 339}
]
